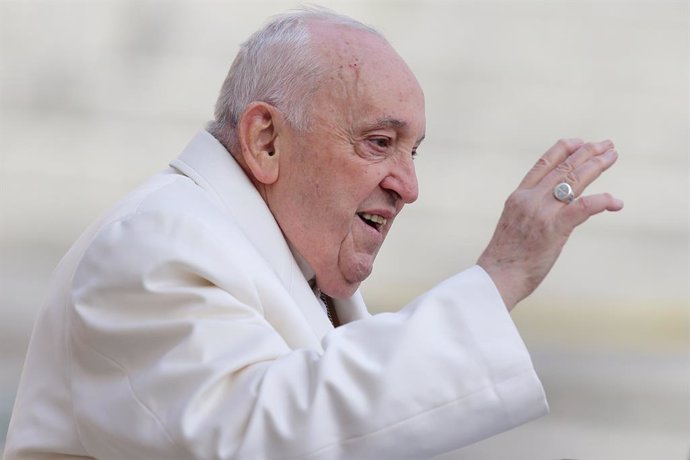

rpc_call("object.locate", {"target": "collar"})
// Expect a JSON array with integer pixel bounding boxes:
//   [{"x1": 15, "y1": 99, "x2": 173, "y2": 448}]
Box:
[
  {"x1": 288, "y1": 240, "x2": 316, "y2": 286},
  {"x1": 169, "y1": 130, "x2": 371, "y2": 330}
]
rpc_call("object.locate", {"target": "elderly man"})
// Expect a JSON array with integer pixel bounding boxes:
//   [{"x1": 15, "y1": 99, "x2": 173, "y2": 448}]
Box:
[{"x1": 4, "y1": 7, "x2": 622, "y2": 460}]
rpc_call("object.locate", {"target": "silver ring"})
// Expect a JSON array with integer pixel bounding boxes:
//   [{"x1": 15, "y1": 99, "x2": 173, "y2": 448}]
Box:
[{"x1": 553, "y1": 182, "x2": 575, "y2": 203}]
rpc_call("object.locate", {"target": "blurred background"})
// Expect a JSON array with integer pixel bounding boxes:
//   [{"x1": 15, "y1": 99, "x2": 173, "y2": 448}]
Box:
[{"x1": 1, "y1": 0, "x2": 687, "y2": 458}]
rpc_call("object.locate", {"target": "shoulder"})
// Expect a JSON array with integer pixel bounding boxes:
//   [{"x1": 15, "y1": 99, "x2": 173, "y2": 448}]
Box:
[{"x1": 72, "y1": 170, "x2": 259, "y2": 295}]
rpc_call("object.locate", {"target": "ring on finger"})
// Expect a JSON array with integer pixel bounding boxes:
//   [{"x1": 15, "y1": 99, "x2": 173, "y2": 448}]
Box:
[{"x1": 554, "y1": 182, "x2": 575, "y2": 204}]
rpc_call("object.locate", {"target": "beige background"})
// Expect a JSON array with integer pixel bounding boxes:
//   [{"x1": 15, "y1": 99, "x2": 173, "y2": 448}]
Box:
[{"x1": 1, "y1": 0, "x2": 688, "y2": 458}]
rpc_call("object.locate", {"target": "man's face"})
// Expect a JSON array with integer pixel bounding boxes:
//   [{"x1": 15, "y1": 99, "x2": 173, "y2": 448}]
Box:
[{"x1": 267, "y1": 26, "x2": 426, "y2": 299}]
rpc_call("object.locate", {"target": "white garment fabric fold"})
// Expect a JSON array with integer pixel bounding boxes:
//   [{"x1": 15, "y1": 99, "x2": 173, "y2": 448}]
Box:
[{"x1": 4, "y1": 131, "x2": 547, "y2": 460}]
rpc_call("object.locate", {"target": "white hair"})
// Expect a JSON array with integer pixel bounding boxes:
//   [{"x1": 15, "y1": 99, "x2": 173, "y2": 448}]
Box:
[{"x1": 207, "y1": 6, "x2": 383, "y2": 150}]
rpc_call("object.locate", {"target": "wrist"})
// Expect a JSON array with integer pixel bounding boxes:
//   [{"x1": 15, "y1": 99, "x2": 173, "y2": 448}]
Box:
[{"x1": 476, "y1": 258, "x2": 523, "y2": 312}]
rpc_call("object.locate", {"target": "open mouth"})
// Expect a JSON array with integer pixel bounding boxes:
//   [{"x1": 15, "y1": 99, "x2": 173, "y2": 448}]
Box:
[{"x1": 357, "y1": 212, "x2": 387, "y2": 231}]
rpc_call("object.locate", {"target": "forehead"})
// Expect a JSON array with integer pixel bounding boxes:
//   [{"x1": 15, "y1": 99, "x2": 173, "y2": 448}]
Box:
[{"x1": 308, "y1": 23, "x2": 426, "y2": 134}]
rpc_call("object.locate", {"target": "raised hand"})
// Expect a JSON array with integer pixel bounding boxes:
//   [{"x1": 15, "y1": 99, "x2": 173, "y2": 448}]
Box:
[{"x1": 477, "y1": 139, "x2": 624, "y2": 311}]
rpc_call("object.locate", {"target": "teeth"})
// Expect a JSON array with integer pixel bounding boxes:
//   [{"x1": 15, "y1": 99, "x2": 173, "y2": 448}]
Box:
[{"x1": 360, "y1": 213, "x2": 387, "y2": 226}]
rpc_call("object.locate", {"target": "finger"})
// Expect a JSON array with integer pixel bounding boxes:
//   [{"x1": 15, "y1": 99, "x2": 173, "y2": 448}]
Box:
[
  {"x1": 541, "y1": 140, "x2": 615, "y2": 191},
  {"x1": 549, "y1": 147, "x2": 619, "y2": 206},
  {"x1": 559, "y1": 192, "x2": 625, "y2": 229},
  {"x1": 566, "y1": 148, "x2": 619, "y2": 198},
  {"x1": 519, "y1": 138, "x2": 584, "y2": 188}
]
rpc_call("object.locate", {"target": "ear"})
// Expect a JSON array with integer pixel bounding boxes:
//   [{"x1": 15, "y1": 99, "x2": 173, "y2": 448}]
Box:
[{"x1": 237, "y1": 102, "x2": 282, "y2": 185}]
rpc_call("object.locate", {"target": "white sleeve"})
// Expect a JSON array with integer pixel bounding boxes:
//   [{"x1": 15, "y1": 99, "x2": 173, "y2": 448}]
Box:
[
  {"x1": 299, "y1": 265, "x2": 548, "y2": 459},
  {"x1": 70, "y1": 211, "x2": 547, "y2": 460}
]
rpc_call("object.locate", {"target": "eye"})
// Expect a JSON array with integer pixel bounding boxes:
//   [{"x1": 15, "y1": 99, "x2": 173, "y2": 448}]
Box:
[
  {"x1": 369, "y1": 137, "x2": 392, "y2": 149},
  {"x1": 411, "y1": 148, "x2": 418, "y2": 159}
]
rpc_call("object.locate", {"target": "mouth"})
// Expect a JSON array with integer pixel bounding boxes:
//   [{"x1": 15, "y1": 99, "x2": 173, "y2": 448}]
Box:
[{"x1": 357, "y1": 212, "x2": 387, "y2": 232}]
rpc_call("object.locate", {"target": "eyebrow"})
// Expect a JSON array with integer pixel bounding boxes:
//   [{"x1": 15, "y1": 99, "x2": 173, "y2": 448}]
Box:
[{"x1": 364, "y1": 117, "x2": 426, "y2": 144}]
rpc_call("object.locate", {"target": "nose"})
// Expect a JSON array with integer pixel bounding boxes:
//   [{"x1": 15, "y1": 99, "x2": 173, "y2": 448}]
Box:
[{"x1": 380, "y1": 154, "x2": 419, "y2": 204}]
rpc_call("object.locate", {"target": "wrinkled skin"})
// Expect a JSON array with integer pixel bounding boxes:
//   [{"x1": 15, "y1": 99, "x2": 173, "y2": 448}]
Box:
[
  {"x1": 477, "y1": 139, "x2": 623, "y2": 310},
  {"x1": 239, "y1": 22, "x2": 623, "y2": 306},
  {"x1": 254, "y1": 24, "x2": 425, "y2": 299}
]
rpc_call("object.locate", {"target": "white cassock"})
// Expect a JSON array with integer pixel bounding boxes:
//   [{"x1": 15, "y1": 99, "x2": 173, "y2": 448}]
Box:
[{"x1": 3, "y1": 131, "x2": 548, "y2": 460}]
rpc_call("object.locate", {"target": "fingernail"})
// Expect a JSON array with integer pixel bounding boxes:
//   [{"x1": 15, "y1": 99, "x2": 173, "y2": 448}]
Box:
[
  {"x1": 601, "y1": 139, "x2": 615, "y2": 149},
  {"x1": 605, "y1": 148, "x2": 617, "y2": 159}
]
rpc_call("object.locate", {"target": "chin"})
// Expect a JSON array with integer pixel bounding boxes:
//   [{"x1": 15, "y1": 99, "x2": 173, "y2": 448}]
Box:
[
  {"x1": 323, "y1": 254, "x2": 375, "y2": 298},
  {"x1": 337, "y1": 267, "x2": 372, "y2": 297},
  {"x1": 322, "y1": 267, "x2": 369, "y2": 299}
]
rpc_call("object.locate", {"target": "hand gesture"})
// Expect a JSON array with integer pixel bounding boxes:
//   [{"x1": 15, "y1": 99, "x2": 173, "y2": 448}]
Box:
[{"x1": 477, "y1": 139, "x2": 624, "y2": 311}]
